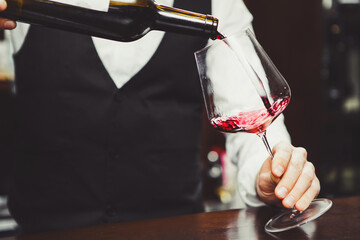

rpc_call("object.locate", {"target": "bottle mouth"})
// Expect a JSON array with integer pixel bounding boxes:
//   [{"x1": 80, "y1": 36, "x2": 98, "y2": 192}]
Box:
[{"x1": 205, "y1": 15, "x2": 219, "y2": 40}]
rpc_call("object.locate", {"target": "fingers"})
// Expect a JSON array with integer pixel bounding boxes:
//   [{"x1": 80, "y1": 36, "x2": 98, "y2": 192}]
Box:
[
  {"x1": 0, "y1": 0, "x2": 16, "y2": 30},
  {"x1": 0, "y1": 0, "x2": 7, "y2": 11},
  {"x1": 271, "y1": 142, "x2": 293, "y2": 178},
  {"x1": 281, "y1": 161, "x2": 314, "y2": 208},
  {"x1": 272, "y1": 145, "x2": 320, "y2": 211},
  {"x1": 256, "y1": 142, "x2": 321, "y2": 211},
  {"x1": 295, "y1": 177, "x2": 320, "y2": 211},
  {"x1": 0, "y1": 18, "x2": 16, "y2": 29},
  {"x1": 274, "y1": 147, "x2": 307, "y2": 200}
]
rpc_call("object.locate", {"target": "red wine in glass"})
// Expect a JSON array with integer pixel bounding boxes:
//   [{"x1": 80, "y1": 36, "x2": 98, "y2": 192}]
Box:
[
  {"x1": 216, "y1": 30, "x2": 274, "y2": 116},
  {"x1": 212, "y1": 30, "x2": 285, "y2": 160},
  {"x1": 211, "y1": 96, "x2": 290, "y2": 134}
]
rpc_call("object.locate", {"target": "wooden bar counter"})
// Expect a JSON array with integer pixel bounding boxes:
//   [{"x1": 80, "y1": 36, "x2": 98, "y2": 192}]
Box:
[{"x1": 3, "y1": 196, "x2": 360, "y2": 240}]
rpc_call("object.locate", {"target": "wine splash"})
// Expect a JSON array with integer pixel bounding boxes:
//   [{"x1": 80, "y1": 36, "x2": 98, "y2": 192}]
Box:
[
  {"x1": 261, "y1": 95, "x2": 274, "y2": 116},
  {"x1": 215, "y1": 30, "x2": 274, "y2": 116}
]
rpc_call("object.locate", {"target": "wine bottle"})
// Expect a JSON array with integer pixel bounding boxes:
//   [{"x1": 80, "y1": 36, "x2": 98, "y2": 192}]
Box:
[{"x1": 0, "y1": 0, "x2": 221, "y2": 42}]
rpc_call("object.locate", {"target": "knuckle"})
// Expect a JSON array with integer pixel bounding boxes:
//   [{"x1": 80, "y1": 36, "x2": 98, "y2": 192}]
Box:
[
  {"x1": 258, "y1": 172, "x2": 269, "y2": 184},
  {"x1": 290, "y1": 156, "x2": 305, "y2": 171},
  {"x1": 289, "y1": 148, "x2": 307, "y2": 171},
  {"x1": 274, "y1": 154, "x2": 287, "y2": 168},
  {"x1": 295, "y1": 147, "x2": 308, "y2": 158},
  {"x1": 277, "y1": 142, "x2": 293, "y2": 154},
  {"x1": 273, "y1": 142, "x2": 293, "y2": 165},
  {"x1": 305, "y1": 161, "x2": 315, "y2": 174},
  {"x1": 307, "y1": 161, "x2": 315, "y2": 172},
  {"x1": 302, "y1": 168, "x2": 314, "y2": 184},
  {"x1": 312, "y1": 177, "x2": 321, "y2": 193}
]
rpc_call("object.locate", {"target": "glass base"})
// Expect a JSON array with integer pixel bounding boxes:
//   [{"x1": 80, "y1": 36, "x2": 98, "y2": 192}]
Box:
[{"x1": 265, "y1": 198, "x2": 333, "y2": 233}]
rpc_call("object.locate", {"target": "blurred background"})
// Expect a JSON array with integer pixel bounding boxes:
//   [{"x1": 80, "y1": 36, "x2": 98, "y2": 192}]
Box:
[{"x1": 0, "y1": 0, "x2": 360, "y2": 237}]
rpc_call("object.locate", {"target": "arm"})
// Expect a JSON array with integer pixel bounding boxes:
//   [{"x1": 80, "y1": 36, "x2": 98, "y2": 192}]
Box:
[{"x1": 0, "y1": 0, "x2": 16, "y2": 29}]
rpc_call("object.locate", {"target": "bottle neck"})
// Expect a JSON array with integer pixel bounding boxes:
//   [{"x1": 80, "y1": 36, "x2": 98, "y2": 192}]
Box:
[{"x1": 153, "y1": 5, "x2": 219, "y2": 40}]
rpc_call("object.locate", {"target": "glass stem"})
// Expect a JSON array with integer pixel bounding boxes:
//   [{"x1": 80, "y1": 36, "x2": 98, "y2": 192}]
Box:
[
  {"x1": 258, "y1": 131, "x2": 274, "y2": 158},
  {"x1": 258, "y1": 131, "x2": 280, "y2": 184}
]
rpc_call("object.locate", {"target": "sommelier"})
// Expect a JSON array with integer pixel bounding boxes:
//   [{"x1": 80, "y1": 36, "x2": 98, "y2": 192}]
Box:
[{"x1": 0, "y1": 0, "x2": 320, "y2": 234}]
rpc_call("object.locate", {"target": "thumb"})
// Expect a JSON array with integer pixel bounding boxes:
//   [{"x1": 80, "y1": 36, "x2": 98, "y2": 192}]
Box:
[{"x1": 256, "y1": 157, "x2": 279, "y2": 204}]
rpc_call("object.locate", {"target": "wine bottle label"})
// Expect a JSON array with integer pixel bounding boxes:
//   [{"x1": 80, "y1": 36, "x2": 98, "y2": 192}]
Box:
[{"x1": 47, "y1": 0, "x2": 110, "y2": 12}]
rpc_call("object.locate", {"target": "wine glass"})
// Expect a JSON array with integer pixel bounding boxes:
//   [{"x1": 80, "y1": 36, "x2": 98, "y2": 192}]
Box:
[{"x1": 194, "y1": 28, "x2": 332, "y2": 233}]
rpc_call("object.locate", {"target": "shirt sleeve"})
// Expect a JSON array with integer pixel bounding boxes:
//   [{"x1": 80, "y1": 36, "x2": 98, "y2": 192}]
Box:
[
  {"x1": 211, "y1": 0, "x2": 292, "y2": 207},
  {"x1": 211, "y1": 0, "x2": 254, "y2": 37}
]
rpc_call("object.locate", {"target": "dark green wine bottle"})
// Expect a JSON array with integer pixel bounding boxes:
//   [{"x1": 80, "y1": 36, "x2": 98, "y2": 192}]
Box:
[{"x1": 0, "y1": 0, "x2": 220, "y2": 41}]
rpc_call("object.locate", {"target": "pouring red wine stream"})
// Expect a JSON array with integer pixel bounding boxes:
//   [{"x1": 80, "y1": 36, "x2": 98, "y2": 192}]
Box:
[{"x1": 212, "y1": 31, "x2": 279, "y2": 135}]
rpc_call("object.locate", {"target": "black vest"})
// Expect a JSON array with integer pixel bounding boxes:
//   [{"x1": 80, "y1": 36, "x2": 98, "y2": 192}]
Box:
[{"x1": 9, "y1": 0, "x2": 210, "y2": 234}]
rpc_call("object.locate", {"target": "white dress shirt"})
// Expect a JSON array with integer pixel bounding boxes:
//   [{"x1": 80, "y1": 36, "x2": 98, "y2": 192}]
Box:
[{"x1": 9, "y1": 0, "x2": 291, "y2": 207}]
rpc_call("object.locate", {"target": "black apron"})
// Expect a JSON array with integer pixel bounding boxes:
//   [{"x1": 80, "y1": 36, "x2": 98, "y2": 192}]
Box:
[{"x1": 8, "y1": 0, "x2": 211, "y2": 234}]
